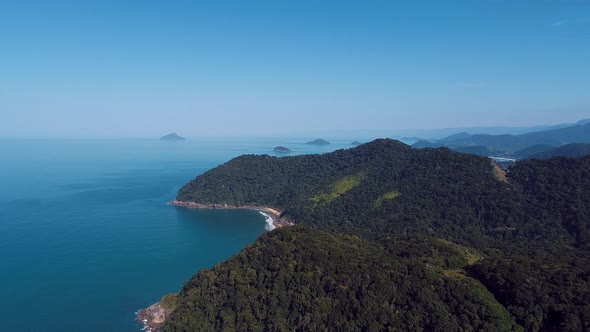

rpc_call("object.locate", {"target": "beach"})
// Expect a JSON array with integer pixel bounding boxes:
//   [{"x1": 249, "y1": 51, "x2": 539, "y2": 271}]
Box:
[{"x1": 169, "y1": 200, "x2": 294, "y2": 229}]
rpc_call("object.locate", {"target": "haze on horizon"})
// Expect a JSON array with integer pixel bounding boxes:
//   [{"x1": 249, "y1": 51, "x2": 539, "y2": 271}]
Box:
[{"x1": 0, "y1": 1, "x2": 589, "y2": 138}]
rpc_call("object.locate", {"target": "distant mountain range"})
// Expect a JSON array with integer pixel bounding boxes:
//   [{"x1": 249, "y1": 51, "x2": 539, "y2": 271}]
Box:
[
  {"x1": 511, "y1": 144, "x2": 556, "y2": 159},
  {"x1": 393, "y1": 118, "x2": 590, "y2": 140},
  {"x1": 413, "y1": 119, "x2": 590, "y2": 159},
  {"x1": 525, "y1": 143, "x2": 590, "y2": 160}
]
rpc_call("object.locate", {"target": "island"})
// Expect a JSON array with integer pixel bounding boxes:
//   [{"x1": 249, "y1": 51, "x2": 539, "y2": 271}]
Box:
[
  {"x1": 305, "y1": 138, "x2": 330, "y2": 145},
  {"x1": 351, "y1": 141, "x2": 362, "y2": 146},
  {"x1": 160, "y1": 133, "x2": 186, "y2": 141},
  {"x1": 273, "y1": 146, "x2": 291, "y2": 153}
]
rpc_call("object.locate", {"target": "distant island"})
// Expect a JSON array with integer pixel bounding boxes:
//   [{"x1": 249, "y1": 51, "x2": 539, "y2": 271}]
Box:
[
  {"x1": 160, "y1": 133, "x2": 186, "y2": 141},
  {"x1": 273, "y1": 146, "x2": 291, "y2": 153},
  {"x1": 306, "y1": 138, "x2": 330, "y2": 145},
  {"x1": 351, "y1": 141, "x2": 362, "y2": 146}
]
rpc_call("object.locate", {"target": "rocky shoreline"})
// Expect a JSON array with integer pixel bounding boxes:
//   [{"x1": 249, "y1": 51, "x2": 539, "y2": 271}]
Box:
[
  {"x1": 137, "y1": 301, "x2": 174, "y2": 332},
  {"x1": 136, "y1": 201, "x2": 295, "y2": 330},
  {"x1": 168, "y1": 200, "x2": 294, "y2": 228}
]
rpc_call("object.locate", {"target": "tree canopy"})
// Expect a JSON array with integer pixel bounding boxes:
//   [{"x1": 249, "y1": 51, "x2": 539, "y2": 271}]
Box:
[{"x1": 166, "y1": 139, "x2": 590, "y2": 331}]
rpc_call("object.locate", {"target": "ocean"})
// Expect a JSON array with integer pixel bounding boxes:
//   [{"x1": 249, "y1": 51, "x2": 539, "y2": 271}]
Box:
[{"x1": 0, "y1": 137, "x2": 349, "y2": 332}]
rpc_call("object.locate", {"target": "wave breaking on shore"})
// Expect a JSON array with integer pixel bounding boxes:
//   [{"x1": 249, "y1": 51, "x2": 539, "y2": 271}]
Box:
[
  {"x1": 259, "y1": 211, "x2": 276, "y2": 231},
  {"x1": 168, "y1": 200, "x2": 294, "y2": 229}
]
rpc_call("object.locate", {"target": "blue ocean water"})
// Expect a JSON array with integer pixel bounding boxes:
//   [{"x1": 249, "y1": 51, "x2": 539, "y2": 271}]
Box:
[{"x1": 0, "y1": 137, "x2": 349, "y2": 332}]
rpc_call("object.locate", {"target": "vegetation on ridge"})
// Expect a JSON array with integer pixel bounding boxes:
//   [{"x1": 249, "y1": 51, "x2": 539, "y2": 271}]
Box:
[
  {"x1": 373, "y1": 190, "x2": 400, "y2": 208},
  {"x1": 309, "y1": 173, "x2": 365, "y2": 205},
  {"x1": 163, "y1": 227, "x2": 518, "y2": 332}
]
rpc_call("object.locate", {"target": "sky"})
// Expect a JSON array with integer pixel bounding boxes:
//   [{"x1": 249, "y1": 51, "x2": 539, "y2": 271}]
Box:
[{"x1": 0, "y1": 0, "x2": 589, "y2": 137}]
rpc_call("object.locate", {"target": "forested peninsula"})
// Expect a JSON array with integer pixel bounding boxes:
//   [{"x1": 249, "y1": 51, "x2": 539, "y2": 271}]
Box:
[{"x1": 142, "y1": 139, "x2": 590, "y2": 332}]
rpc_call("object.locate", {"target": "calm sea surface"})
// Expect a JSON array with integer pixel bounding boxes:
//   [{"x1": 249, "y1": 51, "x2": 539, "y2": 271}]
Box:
[{"x1": 0, "y1": 137, "x2": 349, "y2": 332}]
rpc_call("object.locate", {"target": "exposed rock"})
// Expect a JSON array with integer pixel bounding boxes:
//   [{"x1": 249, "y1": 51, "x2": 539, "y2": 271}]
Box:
[{"x1": 137, "y1": 294, "x2": 177, "y2": 332}]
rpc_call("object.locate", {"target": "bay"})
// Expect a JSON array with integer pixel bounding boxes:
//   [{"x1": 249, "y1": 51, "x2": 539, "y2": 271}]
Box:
[{"x1": 0, "y1": 137, "x2": 348, "y2": 331}]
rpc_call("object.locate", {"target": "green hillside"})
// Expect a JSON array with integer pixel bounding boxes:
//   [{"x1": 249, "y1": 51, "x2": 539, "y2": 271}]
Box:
[
  {"x1": 178, "y1": 139, "x2": 587, "y2": 246},
  {"x1": 163, "y1": 227, "x2": 518, "y2": 332},
  {"x1": 166, "y1": 139, "x2": 590, "y2": 331}
]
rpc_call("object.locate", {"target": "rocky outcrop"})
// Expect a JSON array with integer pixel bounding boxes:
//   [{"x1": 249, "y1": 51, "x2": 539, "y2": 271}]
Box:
[
  {"x1": 137, "y1": 294, "x2": 177, "y2": 332},
  {"x1": 137, "y1": 303, "x2": 171, "y2": 332}
]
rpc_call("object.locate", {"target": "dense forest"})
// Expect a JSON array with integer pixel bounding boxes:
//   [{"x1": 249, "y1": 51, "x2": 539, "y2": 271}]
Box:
[
  {"x1": 164, "y1": 139, "x2": 590, "y2": 331},
  {"x1": 163, "y1": 227, "x2": 518, "y2": 331}
]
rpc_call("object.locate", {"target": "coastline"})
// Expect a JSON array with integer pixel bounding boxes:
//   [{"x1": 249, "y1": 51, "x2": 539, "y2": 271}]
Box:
[
  {"x1": 137, "y1": 302, "x2": 172, "y2": 332},
  {"x1": 137, "y1": 201, "x2": 294, "y2": 330},
  {"x1": 169, "y1": 200, "x2": 294, "y2": 228}
]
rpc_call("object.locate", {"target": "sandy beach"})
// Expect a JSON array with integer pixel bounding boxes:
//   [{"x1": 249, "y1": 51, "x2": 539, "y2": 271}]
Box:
[{"x1": 169, "y1": 200, "x2": 294, "y2": 228}]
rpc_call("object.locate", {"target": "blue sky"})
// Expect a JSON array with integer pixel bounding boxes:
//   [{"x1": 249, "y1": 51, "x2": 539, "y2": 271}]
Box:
[{"x1": 0, "y1": 0, "x2": 589, "y2": 137}]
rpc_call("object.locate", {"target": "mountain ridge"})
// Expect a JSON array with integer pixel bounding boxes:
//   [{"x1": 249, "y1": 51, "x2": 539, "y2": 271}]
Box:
[
  {"x1": 146, "y1": 139, "x2": 590, "y2": 331},
  {"x1": 413, "y1": 121, "x2": 590, "y2": 158},
  {"x1": 525, "y1": 143, "x2": 590, "y2": 160}
]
